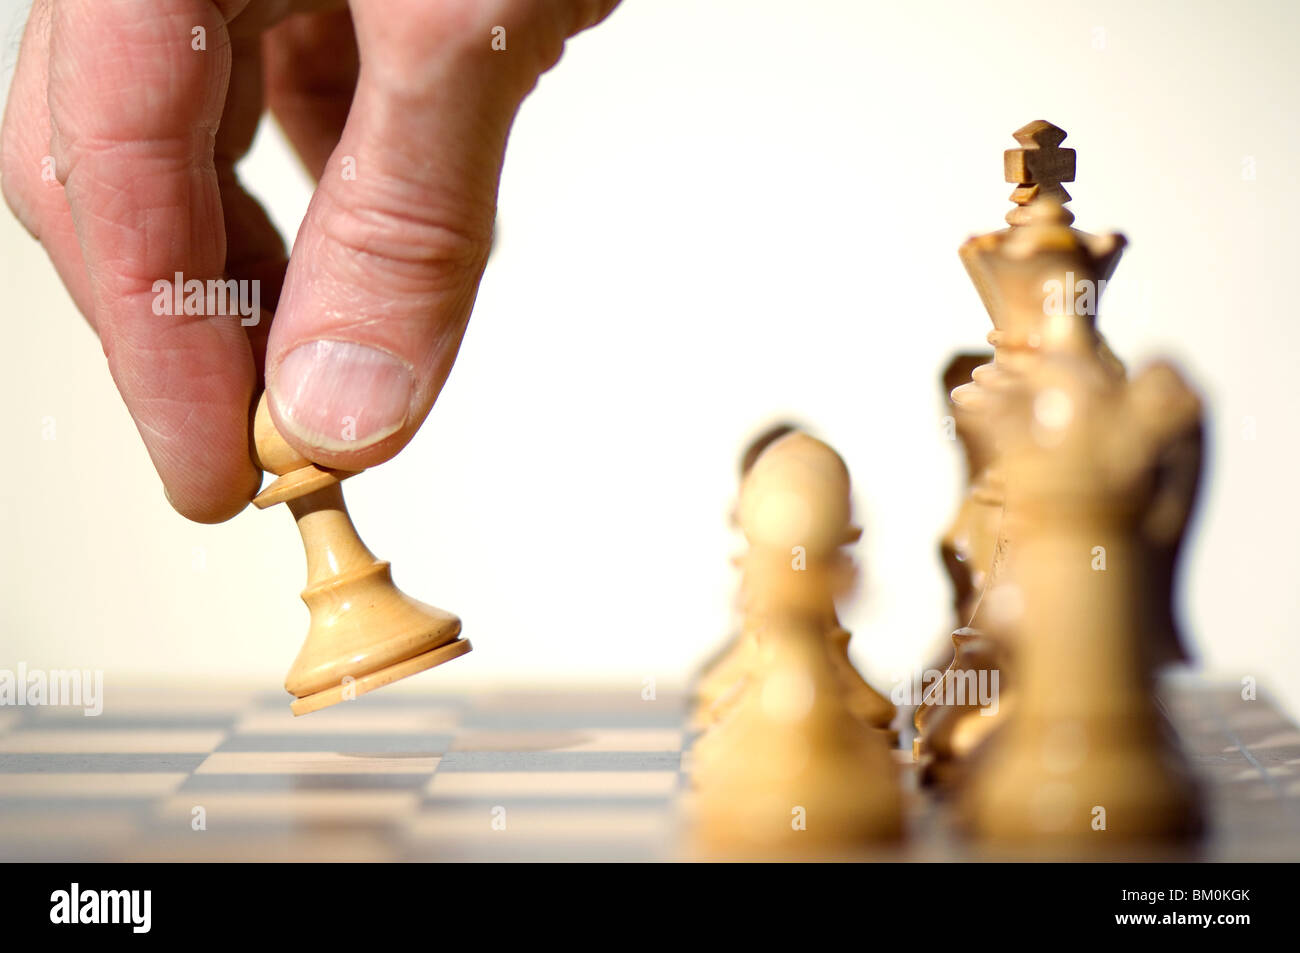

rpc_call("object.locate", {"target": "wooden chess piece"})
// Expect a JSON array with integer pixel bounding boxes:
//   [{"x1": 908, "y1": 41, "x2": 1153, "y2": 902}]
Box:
[
  {"x1": 918, "y1": 628, "x2": 1004, "y2": 788},
  {"x1": 691, "y1": 433, "x2": 902, "y2": 854},
  {"x1": 690, "y1": 432, "x2": 897, "y2": 779},
  {"x1": 692, "y1": 422, "x2": 800, "y2": 723},
  {"x1": 1002, "y1": 119, "x2": 1077, "y2": 227},
  {"x1": 938, "y1": 353, "x2": 993, "y2": 636},
  {"x1": 1134, "y1": 399, "x2": 1204, "y2": 670},
  {"x1": 693, "y1": 554, "x2": 897, "y2": 743},
  {"x1": 917, "y1": 121, "x2": 1126, "y2": 770},
  {"x1": 958, "y1": 210, "x2": 1204, "y2": 845},
  {"x1": 251, "y1": 393, "x2": 470, "y2": 715},
  {"x1": 960, "y1": 119, "x2": 1126, "y2": 380},
  {"x1": 692, "y1": 611, "x2": 904, "y2": 856},
  {"x1": 997, "y1": 124, "x2": 1201, "y2": 670},
  {"x1": 693, "y1": 431, "x2": 896, "y2": 741},
  {"x1": 914, "y1": 354, "x2": 989, "y2": 754},
  {"x1": 827, "y1": 623, "x2": 898, "y2": 740}
]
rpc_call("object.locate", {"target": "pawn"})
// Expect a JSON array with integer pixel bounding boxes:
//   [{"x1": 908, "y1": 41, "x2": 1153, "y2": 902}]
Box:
[
  {"x1": 690, "y1": 615, "x2": 758, "y2": 731},
  {"x1": 693, "y1": 432, "x2": 896, "y2": 739},
  {"x1": 251, "y1": 394, "x2": 470, "y2": 715},
  {"x1": 692, "y1": 421, "x2": 800, "y2": 719},
  {"x1": 693, "y1": 603, "x2": 899, "y2": 765},
  {"x1": 827, "y1": 625, "x2": 898, "y2": 742},
  {"x1": 698, "y1": 576, "x2": 897, "y2": 742},
  {"x1": 692, "y1": 610, "x2": 903, "y2": 856},
  {"x1": 691, "y1": 433, "x2": 902, "y2": 854}
]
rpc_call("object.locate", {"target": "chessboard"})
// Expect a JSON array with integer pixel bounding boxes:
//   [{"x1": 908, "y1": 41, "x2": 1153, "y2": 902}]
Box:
[{"x1": 1, "y1": 678, "x2": 1298, "y2": 862}]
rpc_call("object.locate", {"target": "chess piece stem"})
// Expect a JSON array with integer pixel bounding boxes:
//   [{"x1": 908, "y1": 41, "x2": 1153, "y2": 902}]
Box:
[{"x1": 289, "y1": 484, "x2": 379, "y2": 587}]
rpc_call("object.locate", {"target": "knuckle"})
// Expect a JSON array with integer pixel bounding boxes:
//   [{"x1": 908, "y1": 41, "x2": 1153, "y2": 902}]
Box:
[{"x1": 315, "y1": 182, "x2": 493, "y2": 289}]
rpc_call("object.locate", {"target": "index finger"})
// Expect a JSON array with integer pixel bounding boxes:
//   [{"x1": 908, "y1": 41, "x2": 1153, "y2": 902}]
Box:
[{"x1": 48, "y1": 0, "x2": 260, "y2": 522}]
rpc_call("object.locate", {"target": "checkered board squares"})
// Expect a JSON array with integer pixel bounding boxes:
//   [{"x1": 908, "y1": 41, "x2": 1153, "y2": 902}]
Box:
[
  {"x1": 449, "y1": 728, "x2": 684, "y2": 752},
  {"x1": 403, "y1": 803, "x2": 679, "y2": 862},
  {"x1": 0, "y1": 687, "x2": 688, "y2": 862},
  {"x1": 196, "y1": 752, "x2": 442, "y2": 775},
  {"x1": 0, "y1": 730, "x2": 227, "y2": 753},
  {"x1": 233, "y1": 707, "x2": 462, "y2": 735},
  {"x1": 0, "y1": 681, "x2": 1297, "y2": 862},
  {"x1": 0, "y1": 772, "x2": 191, "y2": 797}
]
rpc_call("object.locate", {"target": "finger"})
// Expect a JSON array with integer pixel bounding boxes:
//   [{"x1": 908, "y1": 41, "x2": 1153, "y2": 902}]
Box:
[
  {"x1": 265, "y1": 0, "x2": 618, "y2": 468},
  {"x1": 261, "y1": 7, "x2": 358, "y2": 181},
  {"x1": 0, "y1": 0, "x2": 96, "y2": 324},
  {"x1": 216, "y1": 31, "x2": 288, "y2": 374},
  {"x1": 48, "y1": 0, "x2": 259, "y2": 522}
]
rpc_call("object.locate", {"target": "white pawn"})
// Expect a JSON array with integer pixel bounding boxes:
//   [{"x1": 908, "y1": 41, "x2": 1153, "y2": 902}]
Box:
[
  {"x1": 693, "y1": 431, "x2": 896, "y2": 737},
  {"x1": 691, "y1": 433, "x2": 903, "y2": 855}
]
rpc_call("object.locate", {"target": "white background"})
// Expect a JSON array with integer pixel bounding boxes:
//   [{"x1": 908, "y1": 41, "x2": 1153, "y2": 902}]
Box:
[{"x1": 2, "y1": 0, "x2": 1298, "y2": 717}]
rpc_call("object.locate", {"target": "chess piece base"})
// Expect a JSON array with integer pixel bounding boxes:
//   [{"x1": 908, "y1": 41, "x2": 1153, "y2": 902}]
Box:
[{"x1": 290, "y1": 638, "x2": 473, "y2": 715}]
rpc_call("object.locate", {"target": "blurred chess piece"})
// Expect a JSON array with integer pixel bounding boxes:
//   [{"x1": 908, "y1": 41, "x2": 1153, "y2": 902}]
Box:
[
  {"x1": 692, "y1": 422, "x2": 800, "y2": 723},
  {"x1": 692, "y1": 612, "x2": 904, "y2": 856},
  {"x1": 1133, "y1": 396, "x2": 1204, "y2": 670},
  {"x1": 251, "y1": 394, "x2": 469, "y2": 715},
  {"x1": 995, "y1": 123, "x2": 1202, "y2": 670},
  {"x1": 916, "y1": 122, "x2": 1126, "y2": 772},
  {"x1": 692, "y1": 430, "x2": 896, "y2": 741},
  {"x1": 917, "y1": 628, "x2": 1006, "y2": 788},
  {"x1": 958, "y1": 204, "x2": 1204, "y2": 845},
  {"x1": 691, "y1": 433, "x2": 902, "y2": 855},
  {"x1": 955, "y1": 123, "x2": 1128, "y2": 632},
  {"x1": 938, "y1": 353, "x2": 994, "y2": 635},
  {"x1": 915, "y1": 354, "x2": 990, "y2": 755}
]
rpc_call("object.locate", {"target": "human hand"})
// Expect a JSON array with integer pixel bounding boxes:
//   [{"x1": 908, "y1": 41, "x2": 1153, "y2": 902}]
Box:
[{"x1": 2, "y1": 0, "x2": 617, "y2": 521}]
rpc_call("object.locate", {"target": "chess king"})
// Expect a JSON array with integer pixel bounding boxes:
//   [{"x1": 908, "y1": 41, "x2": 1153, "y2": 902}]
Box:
[
  {"x1": 956, "y1": 197, "x2": 1204, "y2": 844},
  {"x1": 916, "y1": 120, "x2": 1128, "y2": 777},
  {"x1": 250, "y1": 393, "x2": 470, "y2": 715}
]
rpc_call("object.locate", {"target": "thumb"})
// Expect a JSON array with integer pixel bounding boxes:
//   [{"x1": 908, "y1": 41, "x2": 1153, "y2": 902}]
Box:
[{"x1": 266, "y1": 0, "x2": 613, "y2": 467}]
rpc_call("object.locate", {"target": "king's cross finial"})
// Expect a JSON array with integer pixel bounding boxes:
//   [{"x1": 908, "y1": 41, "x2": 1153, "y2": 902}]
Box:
[{"x1": 1004, "y1": 120, "x2": 1076, "y2": 226}]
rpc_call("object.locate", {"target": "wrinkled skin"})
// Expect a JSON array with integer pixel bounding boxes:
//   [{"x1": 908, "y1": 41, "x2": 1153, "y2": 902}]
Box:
[{"x1": 2, "y1": 0, "x2": 619, "y2": 521}]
